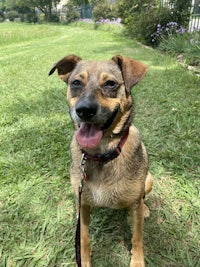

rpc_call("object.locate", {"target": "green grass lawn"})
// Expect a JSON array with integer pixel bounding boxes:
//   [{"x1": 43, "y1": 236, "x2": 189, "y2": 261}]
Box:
[{"x1": 0, "y1": 22, "x2": 199, "y2": 267}]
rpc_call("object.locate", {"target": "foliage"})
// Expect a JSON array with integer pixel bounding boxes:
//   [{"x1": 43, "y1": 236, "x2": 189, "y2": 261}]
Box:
[
  {"x1": 69, "y1": 0, "x2": 90, "y2": 6},
  {"x1": 4, "y1": 0, "x2": 60, "y2": 21},
  {"x1": 0, "y1": 0, "x2": 5, "y2": 20},
  {"x1": 118, "y1": 0, "x2": 192, "y2": 46},
  {"x1": 168, "y1": 0, "x2": 192, "y2": 26},
  {"x1": 121, "y1": 6, "x2": 177, "y2": 46},
  {"x1": 23, "y1": 11, "x2": 38, "y2": 23},
  {"x1": 149, "y1": 21, "x2": 200, "y2": 66},
  {"x1": 151, "y1": 21, "x2": 186, "y2": 45},
  {"x1": 64, "y1": 0, "x2": 80, "y2": 23},
  {"x1": 5, "y1": 9, "x2": 19, "y2": 21},
  {"x1": 118, "y1": 0, "x2": 158, "y2": 18},
  {"x1": 93, "y1": 0, "x2": 118, "y2": 21},
  {"x1": 158, "y1": 28, "x2": 200, "y2": 66}
]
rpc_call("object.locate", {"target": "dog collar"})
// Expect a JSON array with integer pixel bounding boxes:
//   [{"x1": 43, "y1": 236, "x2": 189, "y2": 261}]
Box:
[{"x1": 82, "y1": 127, "x2": 130, "y2": 163}]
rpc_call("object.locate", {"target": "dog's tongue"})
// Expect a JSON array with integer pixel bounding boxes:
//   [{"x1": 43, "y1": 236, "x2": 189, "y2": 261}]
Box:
[{"x1": 76, "y1": 123, "x2": 103, "y2": 148}]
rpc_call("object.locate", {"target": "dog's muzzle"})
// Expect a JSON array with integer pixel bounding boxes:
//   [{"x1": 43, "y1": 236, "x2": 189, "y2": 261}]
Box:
[
  {"x1": 74, "y1": 97, "x2": 119, "y2": 149},
  {"x1": 76, "y1": 99, "x2": 98, "y2": 121}
]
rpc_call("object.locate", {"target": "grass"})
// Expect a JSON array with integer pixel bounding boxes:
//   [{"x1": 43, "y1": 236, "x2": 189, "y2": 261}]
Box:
[
  {"x1": 0, "y1": 22, "x2": 199, "y2": 266},
  {"x1": 0, "y1": 23, "x2": 60, "y2": 46}
]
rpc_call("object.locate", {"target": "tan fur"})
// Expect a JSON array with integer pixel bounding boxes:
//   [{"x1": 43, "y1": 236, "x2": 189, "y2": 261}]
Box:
[{"x1": 49, "y1": 54, "x2": 153, "y2": 267}]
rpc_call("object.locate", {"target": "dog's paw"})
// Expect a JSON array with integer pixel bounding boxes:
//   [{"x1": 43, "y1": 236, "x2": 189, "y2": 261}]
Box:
[{"x1": 143, "y1": 204, "x2": 150, "y2": 218}]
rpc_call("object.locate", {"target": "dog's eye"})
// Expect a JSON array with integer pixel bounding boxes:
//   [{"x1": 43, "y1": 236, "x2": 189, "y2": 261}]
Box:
[
  {"x1": 71, "y1": 80, "x2": 83, "y2": 89},
  {"x1": 103, "y1": 80, "x2": 117, "y2": 90}
]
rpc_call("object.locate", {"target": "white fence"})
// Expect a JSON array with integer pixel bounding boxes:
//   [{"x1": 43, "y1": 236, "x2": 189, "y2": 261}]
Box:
[{"x1": 189, "y1": 14, "x2": 200, "y2": 31}]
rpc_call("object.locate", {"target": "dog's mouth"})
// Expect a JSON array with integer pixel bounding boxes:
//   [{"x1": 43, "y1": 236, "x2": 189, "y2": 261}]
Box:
[{"x1": 76, "y1": 108, "x2": 118, "y2": 149}]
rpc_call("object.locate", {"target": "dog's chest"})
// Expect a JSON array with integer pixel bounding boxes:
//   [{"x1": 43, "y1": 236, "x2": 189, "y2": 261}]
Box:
[
  {"x1": 83, "y1": 169, "x2": 139, "y2": 209},
  {"x1": 85, "y1": 182, "x2": 120, "y2": 208},
  {"x1": 89, "y1": 184, "x2": 109, "y2": 207}
]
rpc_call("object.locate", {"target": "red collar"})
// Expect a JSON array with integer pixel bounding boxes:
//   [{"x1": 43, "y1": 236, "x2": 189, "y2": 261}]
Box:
[{"x1": 82, "y1": 127, "x2": 129, "y2": 162}]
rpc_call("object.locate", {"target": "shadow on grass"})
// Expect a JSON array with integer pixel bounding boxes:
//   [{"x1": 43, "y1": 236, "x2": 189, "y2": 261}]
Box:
[{"x1": 85, "y1": 190, "x2": 199, "y2": 267}]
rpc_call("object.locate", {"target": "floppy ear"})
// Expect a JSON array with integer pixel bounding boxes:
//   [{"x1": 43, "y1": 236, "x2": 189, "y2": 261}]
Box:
[
  {"x1": 49, "y1": 54, "x2": 82, "y2": 82},
  {"x1": 112, "y1": 55, "x2": 147, "y2": 92}
]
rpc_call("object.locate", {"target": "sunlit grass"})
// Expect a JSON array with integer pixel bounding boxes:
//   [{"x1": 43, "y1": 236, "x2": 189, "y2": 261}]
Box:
[{"x1": 0, "y1": 22, "x2": 60, "y2": 46}]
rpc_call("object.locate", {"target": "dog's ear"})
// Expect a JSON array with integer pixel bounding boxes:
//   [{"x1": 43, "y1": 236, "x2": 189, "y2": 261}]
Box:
[
  {"x1": 49, "y1": 54, "x2": 82, "y2": 82},
  {"x1": 112, "y1": 55, "x2": 147, "y2": 92}
]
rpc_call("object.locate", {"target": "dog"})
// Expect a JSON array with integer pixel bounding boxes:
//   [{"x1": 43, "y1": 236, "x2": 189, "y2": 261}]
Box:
[{"x1": 49, "y1": 54, "x2": 153, "y2": 267}]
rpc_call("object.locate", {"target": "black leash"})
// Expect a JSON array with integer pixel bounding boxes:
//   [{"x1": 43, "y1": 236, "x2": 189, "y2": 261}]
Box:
[
  {"x1": 75, "y1": 183, "x2": 82, "y2": 267},
  {"x1": 75, "y1": 154, "x2": 86, "y2": 267}
]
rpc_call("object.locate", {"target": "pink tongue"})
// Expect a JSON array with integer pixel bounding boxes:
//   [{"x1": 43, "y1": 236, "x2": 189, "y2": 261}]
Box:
[{"x1": 76, "y1": 123, "x2": 103, "y2": 148}]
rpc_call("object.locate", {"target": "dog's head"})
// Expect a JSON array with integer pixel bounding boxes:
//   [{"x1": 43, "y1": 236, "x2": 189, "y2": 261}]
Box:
[{"x1": 49, "y1": 54, "x2": 147, "y2": 149}]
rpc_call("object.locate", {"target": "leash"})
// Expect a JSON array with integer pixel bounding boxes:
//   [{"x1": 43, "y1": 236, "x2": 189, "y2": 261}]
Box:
[
  {"x1": 75, "y1": 127, "x2": 130, "y2": 266},
  {"x1": 75, "y1": 154, "x2": 86, "y2": 267}
]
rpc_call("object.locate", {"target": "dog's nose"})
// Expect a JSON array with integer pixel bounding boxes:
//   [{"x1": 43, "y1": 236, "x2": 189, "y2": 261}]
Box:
[{"x1": 76, "y1": 101, "x2": 98, "y2": 120}]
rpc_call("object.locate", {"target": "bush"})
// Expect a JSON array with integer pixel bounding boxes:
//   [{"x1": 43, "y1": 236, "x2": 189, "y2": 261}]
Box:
[
  {"x1": 64, "y1": 1, "x2": 80, "y2": 24},
  {"x1": 5, "y1": 10, "x2": 19, "y2": 22},
  {"x1": 24, "y1": 12, "x2": 38, "y2": 23},
  {"x1": 49, "y1": 14, "x2": 59, "y2": 22},
  {"x1": 121, "y1": 7, "x2": 175, "y2": 46},
  {"x1": 93, "y1": 0, "x2": 118, "y2": 21},
  {"x1": 158, "y1": 29, "x2": 200, "y2": 66},
  {"x1": 151, "y1": 21, "x2": 186, "y2": 46},
  {"x1": 118, "y1": 0, "x2": 192, "y2": 46},
  {"x1": 168, "y1": 0, "x2": 191, "y2": 27},
  {"x1": 0, "y1": 8, "x2": 5, "y2": 22}
]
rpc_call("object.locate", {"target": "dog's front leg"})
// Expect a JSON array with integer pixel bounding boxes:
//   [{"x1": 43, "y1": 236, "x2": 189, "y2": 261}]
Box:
[
  {"x1": 80, "y1": 204, "x2": 92, "y2": 267},
  {"x1": 130, "y1": 199, "x2": 145, "y2": 267}
]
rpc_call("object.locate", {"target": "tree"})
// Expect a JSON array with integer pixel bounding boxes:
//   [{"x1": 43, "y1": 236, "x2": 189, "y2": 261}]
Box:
[
  {"x1": 93, "y1": 0, "x2": 118, "y2": 21},
  {"x1": 0, "y1": 0, "x2": 6, "y2": 21},
  {"x1": 6, "y1": 0, "x2": 60, "y2": 21},
  {"x1": 69, "y1": 0, "x2": 89, "y2": 6}
]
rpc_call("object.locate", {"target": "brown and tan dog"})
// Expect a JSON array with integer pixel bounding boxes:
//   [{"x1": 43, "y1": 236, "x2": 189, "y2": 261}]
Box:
[{"x1": 49, "y1": 54, "x2": 153, "y2": 267}]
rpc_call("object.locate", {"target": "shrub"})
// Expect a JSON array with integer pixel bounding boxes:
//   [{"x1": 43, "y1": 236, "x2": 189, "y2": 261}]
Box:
[
  {"x1": 118, "y1": 0, "x2": 192, "y2": 46},
  {"x1": 158, "y1": 29, "x2": 200, "y2": 66},
  {"x1": 168, "y1": 0, "x2": 191, "y2": 27},
  {"x1": 64, "y1": 1, "x2": 80, "y2": 24},
  {"x1": 0, "y1": 8, "x2": 5, "y2": 22},
  {"x1": 24, "y1": 12, "x2": 38, "y2": 23},
  {"x1": 151, "y1": 21, "x2": 186, "y2": 46},
  {"x1": 49, "y1": 14, "x2": 59, "y2": 23},
  {"x1": 0, "y1": 17, "x2": 4, "y2": 22},
  {"x1": 5, "y1": 10, "x2": 19, "y2": 22},
  {"x1": 120, "y1": 7, "x2": 175, "y2": 46},
  {"x1": 93, "y1": 0, "x2": 118, "y2": 21}
]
